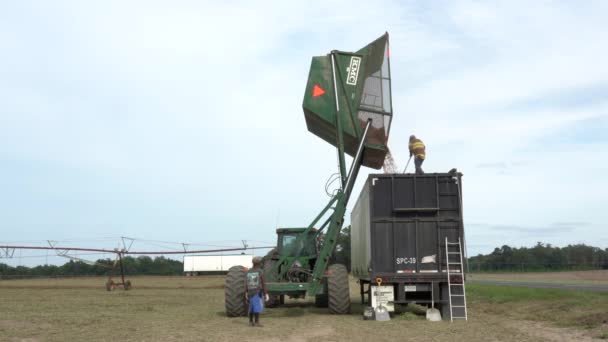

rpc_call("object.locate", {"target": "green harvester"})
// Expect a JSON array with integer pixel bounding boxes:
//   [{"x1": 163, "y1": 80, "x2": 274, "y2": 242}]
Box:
[{"x1": 225, "y1": 32, "x2": 393, "y2": 315}]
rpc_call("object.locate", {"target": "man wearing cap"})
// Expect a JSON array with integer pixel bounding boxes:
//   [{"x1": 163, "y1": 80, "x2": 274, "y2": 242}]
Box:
[
  {"x1": 245, "y1": 256, "x2": 269, "y2": 327},
  {"x1": 409, "y1": 135, "x2": 426, "y2": 174}
]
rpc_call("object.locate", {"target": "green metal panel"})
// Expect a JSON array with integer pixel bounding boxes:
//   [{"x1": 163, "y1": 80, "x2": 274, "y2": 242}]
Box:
[
  {"x1": 267, "y1": 282, "x2": 310, "y2": 293},
  {"x1": 302, "y1": 33, "x2": 393, "y2": 169}
]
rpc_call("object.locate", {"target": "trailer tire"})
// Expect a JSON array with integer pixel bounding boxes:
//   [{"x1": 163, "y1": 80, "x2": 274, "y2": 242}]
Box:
[
  {"x1": 439, "y1": 283, "x2": 450, "y2": 320},
  {"x1": 225, "y1": 265, "x2": 247, "y2": 317},
  {"x1": 124, "y1": 280, "x2": 132, "y2": 290},
  {"x1": 327, "y1": 264, "x2": 350, "y2": 314},
  {"x1": 105, "y1": 279, "x2": 114, "y2": 291},
  {"x1": 438, "y1": 303, "x2": 450, "y2": 320}
]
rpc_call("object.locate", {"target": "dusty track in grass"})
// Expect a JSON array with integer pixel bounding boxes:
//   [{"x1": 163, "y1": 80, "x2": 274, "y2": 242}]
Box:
[{"x1": 1, "y1": 275, "x2": 606, "y2": 341}]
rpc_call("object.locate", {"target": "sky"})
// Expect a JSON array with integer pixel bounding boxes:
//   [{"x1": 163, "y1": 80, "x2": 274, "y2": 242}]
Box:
[{"x1": 1, "y1": 0, "x2": 607, "y2": 266}]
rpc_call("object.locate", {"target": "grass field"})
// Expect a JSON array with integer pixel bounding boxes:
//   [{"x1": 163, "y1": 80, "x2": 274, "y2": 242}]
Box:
[{"x1": 1, "y1": 275, "x2": 607, "y2": 341}]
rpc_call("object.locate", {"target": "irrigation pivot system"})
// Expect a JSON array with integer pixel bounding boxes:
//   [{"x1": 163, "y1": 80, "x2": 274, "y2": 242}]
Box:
[{"x1": 0, "y1": 244, "x2": 273, "y2": 291}]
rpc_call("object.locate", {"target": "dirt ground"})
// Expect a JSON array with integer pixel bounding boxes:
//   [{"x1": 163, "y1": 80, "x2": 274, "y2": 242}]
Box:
[
  {"x1": 0, "y1": 275, "x2": 606, "y2": 341},
  {"x1": 471, "y1": 270, "x2": 608, "y2": 283}
]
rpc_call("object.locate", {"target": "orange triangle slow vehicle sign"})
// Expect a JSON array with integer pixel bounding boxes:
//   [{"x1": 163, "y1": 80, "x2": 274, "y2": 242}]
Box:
[{"x1": 312, "y1": 84, "x2": 325, "y2": 97}]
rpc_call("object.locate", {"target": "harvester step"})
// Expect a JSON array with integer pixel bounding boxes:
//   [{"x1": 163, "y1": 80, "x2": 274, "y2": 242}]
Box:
[
  {"x1": 451, "y1": 294, "x2": 465, "y2": 297},
  {"x1": 451, "y1": 305, "x2": 466, "y2": 308},
  {"x1": 447, "y1": 252, "x2": 461, "y2": 254},
  {"x1": 448, "y1": 262, "x2": 462, "y2": 265}
]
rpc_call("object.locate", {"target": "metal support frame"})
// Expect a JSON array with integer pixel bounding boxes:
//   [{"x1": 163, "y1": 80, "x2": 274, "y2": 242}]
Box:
[
  {"x1": 267, "y1": 120, "x2": 372, "y2": 295},
  {"x1": 106, "y1": 249, "x2": 131, "y2": 291},
  {"x1": 0, "y1": 247, "x2": 15, "y2": 258}
]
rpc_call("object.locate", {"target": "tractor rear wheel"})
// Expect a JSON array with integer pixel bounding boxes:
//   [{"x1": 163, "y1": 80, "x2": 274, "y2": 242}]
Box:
[
  {"x1": 225, "y1": 265, "x2": 247, "y2": 317},
  {"x1": 327, "y1": 264, "x2": 350, "y2": 314},
  {"x1": 262, "y1": 252, "x2": 281, "y2": 308}
]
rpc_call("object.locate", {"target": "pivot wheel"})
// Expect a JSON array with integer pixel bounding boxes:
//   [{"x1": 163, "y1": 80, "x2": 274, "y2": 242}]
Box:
[
  {"x1": 105, "y1": 279, "x2": 114, "y2": 291},
  {"x1": 225, "y1": 265, "x2": 247, "y2": 317},
  {"x1": 327, "y1": 264, "x2": 350, "y2": 314}
]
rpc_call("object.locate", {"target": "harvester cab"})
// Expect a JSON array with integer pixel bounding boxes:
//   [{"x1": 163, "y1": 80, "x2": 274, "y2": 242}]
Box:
[
  {"x1": 266, "y1": 228, "x2": 319, "y2": 284},
  {"x1": 225, "y1": 32, "x2": 393, "y2": 317}
]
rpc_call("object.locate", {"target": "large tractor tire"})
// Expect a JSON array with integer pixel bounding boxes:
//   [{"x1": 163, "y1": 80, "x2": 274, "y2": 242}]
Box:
[
  {"x1": 262, "y1": 251, "x2": 281, "y2": 308},
  {"x1": 262, "y1": 249, "x2": 278, "y2": 282},
  {"x1": 225, "y1": 265, "x2": 247, "y2": 317},
  {"x1": 327, "y1": 264, "x2": 350, "y2": 314}
]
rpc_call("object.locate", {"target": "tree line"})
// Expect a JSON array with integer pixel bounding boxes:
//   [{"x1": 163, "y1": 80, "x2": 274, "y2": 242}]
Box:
[
  {"x1": 2, "y1": 240, "x2": 606, "y2": 277},
  {"x1": 467, "y1": 242, "x2": 608, "y2": 272},
  {"x1": 0, "y1": 256, "x2": 183, "y2": 278}
]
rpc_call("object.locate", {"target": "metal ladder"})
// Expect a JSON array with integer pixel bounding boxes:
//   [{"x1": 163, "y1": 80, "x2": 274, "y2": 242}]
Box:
[{"x1": 445, "y1": 237, "x2": 468, "y2": 321}]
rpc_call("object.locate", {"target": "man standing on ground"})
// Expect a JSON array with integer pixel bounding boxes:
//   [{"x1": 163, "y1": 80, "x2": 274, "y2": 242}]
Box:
[
  {"x1": 409, "y1": 135, "x2": 426, "y2": 174},
  {"x1": 245, "y1": 256, "x2": 269, "y2": 327}
]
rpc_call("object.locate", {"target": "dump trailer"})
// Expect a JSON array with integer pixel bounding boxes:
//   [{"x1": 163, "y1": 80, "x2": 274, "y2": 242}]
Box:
[
  {"x1": 351, "y1": 172, "x2": 467, "y2": 320},
  {"x1": 224, "y1": 32, "x2": 393, "y2": 316},
  {"x1": 183, "y1": 254, "x2": 253, "y2": 276}
]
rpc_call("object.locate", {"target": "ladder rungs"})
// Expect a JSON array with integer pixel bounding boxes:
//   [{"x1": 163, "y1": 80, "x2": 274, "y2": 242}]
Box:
[{"x1": 446, "y1": 238, "x2": 467, "y2": 321}]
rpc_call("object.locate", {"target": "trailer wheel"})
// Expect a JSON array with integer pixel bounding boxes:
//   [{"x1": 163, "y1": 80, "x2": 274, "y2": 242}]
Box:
[
  {"x1": 105, "y1": 279, "x2": 114, "y2": 291},
  {"x1": 124, "y1": 280, "x2": 132, "y2": 290},
  {"x1": 225, "y1": 265, "x2": 247, "y2": 317},
  {"x1": 327, "y1": 264, "x2": 350, "y2": 314},
  {"x1": 439, "y1": 283, "x2": 450, "y2": 320}
]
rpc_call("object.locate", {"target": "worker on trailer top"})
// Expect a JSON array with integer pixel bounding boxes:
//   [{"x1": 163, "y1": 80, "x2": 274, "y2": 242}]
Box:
[
  {"x1": 409, "y1": 135, "x2": 426, "y2": 174},
  {"x1": 245, "y1": 256, "x2": 268, "y2": 327}
]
